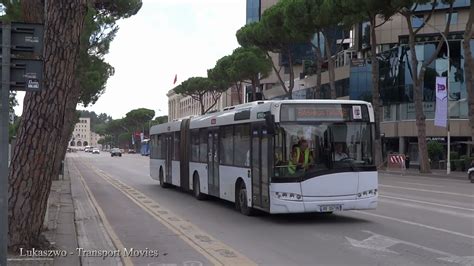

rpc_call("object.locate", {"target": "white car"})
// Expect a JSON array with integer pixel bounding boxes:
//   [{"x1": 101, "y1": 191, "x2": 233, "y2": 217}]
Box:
[
  {"x1": 92, "y1": 148, "x2": 100, "y2": 154},
  {"x1": 468, "y1": 166, "x2": 474, "y2": 183}
]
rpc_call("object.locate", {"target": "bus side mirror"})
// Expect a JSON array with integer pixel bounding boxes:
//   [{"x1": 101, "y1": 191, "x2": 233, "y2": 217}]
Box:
[{"x1": 264, "y1": 112, "x2": 276, "y2": 135}]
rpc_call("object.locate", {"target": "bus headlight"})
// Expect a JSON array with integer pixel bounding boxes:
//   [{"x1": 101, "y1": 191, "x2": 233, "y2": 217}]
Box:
[
  {"x1": 357, "y1": 189, "x2": 377, "y2": 198},
  {"x1": 274, "y1": 192, "x2": 303, "y2": 201}
]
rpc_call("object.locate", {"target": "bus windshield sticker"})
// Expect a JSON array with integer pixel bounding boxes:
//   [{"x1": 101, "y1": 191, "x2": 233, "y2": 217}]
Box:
[{"x1": 352, "y1": 106, "x2": 362, "y2": 119}]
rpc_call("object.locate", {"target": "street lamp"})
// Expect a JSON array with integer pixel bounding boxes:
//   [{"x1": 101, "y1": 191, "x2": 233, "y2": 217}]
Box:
[{"x1": 414, "y1": 17, "x2": 451, "y2": 174}]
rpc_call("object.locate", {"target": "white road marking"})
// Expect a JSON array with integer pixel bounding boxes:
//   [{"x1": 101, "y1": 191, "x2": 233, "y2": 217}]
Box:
[
  {"x1": 381, "y1": 173, "x2": 468, "y2": 183},
  {"x1": 379, "y1": 184, "x2": 474, "y2": 198},
  {"x1": 378, "y1": 198, "x2": 474, "y2": 219},
  {"x1": 353, "y1": 211, "x2": 474, "y2": 240},
  {"x1": 391, "y1": 181, "x2": 446, "y2": 188},
  {"x1": 347, "y1": 231, "x2": 474, "y2": 266},
  {"x1": 345, "y1": 234, "x2": 398, "y2": 254},
  {"x1": 379, "y1": 195, "x2": 474, "y2": 212}
]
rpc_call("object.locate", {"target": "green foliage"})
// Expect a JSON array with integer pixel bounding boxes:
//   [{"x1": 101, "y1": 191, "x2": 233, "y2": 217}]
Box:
[
  {"x1": 427, "y1": 141, "x2": 443, "y2": 161},
  {"x1": 77, "y1": 110, "x2": 112, "y2": 132},
  {"x1": 77, "y1": 1, "x2": 142, "y2": 107},
  {"x1": 450, "y1": 151, "x2": 459, "y2": 160},
  {"x1": 208, "y1": 46, "x2": 272, "y2": 102},
  {"x1": 150, "y1": 116, "x2": 168, "y2": 127},
  {"x1": 9, "y1": 92, "x2": 17, "y2": 113},
  {"x1": 118, "y1": 132, "x2": 131, "y2": 146},
  {"x1": 8, "y1": 116, "x2": 20, "y2": 142},
  {"x1": 124, "y1": 108, "x2": 155, "y2": 131},
  {"x1": 0, "y1": 0, "x2": 21, "y2": 21},
  {"x1": 230, "y1": 46, "x2": 272, "y2": 82},
  {"x1": 174, "y1": 77, "x2": 226, "y2": 114},
  {"x1": 237, "y1": 1, "x2": 307, "y2": 54}
]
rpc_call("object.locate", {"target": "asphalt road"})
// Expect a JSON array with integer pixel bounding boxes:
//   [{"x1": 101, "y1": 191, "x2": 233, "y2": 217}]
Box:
[{"x1": 69, "y1": 152, "x2": 474, "y2": 266}]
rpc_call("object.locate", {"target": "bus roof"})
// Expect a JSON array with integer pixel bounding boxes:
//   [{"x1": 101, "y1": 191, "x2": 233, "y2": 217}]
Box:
[{"x1": 151, "y1": 99, "x2": 373, "y2": 134}]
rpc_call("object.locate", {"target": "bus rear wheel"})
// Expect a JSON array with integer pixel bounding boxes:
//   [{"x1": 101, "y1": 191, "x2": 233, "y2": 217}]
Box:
[
  {"x1": 193, "y1": 174, "x2": 205, "y2": 200},
  {"x1": 237, "y1": 183, "x2": 253, "y2": 216},
  {"x1": 159, "y1": 169, "x2": 170, "y2": 188}
]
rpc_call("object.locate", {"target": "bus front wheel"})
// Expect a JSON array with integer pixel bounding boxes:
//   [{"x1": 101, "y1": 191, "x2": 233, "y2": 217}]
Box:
[{"x1": 238, "y1": 183, "x2": 253, "y2": 216}]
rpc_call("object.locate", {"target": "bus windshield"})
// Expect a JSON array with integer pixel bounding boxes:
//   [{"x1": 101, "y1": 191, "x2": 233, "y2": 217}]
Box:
[{"x1": 273, "y1": 122, "x2": 374, "y2": 179}]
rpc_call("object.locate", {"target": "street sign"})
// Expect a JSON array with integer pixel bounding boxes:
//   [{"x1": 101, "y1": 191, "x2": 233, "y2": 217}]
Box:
[
  {"x1": 0, "y1": 22, "x2": 44, "y2": 92},
  {"x1": 0, "y1": 22, "x2": 44, "y2": 56},
  {"x1": 0, "y1": 58, "x2": 43, "y2": 91}
]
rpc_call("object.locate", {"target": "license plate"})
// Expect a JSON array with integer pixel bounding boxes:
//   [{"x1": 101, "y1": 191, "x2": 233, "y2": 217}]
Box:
[{"x1": 320, "y1": 204, "x2": 342, "y2": 212}]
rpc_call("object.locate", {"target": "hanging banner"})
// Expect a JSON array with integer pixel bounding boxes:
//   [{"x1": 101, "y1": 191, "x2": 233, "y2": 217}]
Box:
[{"x1": 434, "y1": 77, "x2": 448, "y2": 128}]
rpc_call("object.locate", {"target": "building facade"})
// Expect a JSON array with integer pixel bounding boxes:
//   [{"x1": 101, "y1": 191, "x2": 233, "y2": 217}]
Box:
[
  {"x1": 253, "y1": 0, "x2": 473, "y2": 164},
  {"x1": 69, "y1": 117, "x2": 91, "y2": 147},
  {"x1": 166, "y1": 0, "x2": 472, "y2": 164},
  {"x1": 90, "y1": 132, "x2": 104, "y2": 149},
  {"x1": 68, "y1": 117, "x2": 104, "y2": 149},
  {"x1": 167, "y1": 86, "x2": 244, "y2": 121}
]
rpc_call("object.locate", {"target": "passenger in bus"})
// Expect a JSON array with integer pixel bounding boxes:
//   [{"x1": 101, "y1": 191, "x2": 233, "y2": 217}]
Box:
[
  {"x1": 334, "y1": 143, "x2": 349, "y2": 161},
  {"x1": 288, "y1": 140, "x2": 314, "y2": 174}
]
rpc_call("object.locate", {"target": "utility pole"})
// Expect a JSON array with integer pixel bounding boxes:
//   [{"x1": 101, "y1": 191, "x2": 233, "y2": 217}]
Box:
[{"x1": 0, "y1": 22, "x2": 12, "y2": 266}]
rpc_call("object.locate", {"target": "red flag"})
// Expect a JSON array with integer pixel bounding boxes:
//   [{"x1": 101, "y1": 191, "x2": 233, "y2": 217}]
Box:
[{"x1": 173, "y1": 74, "x2": 177, "y2": 84}]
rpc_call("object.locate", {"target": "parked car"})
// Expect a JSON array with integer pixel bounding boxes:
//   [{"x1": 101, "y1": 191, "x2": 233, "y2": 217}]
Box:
[
  {"x1": 128, "y1": 149, "x2": 136, "y2": 154},
  {"x1": 92, "y1": 148, "x2": 100, "y2": 154},
  {"x1": 468, "y1": 162, "x2": 474, "y2": 183},
  {"x1": 111, "y1": 148, "x2": 122, "y2": 157}
]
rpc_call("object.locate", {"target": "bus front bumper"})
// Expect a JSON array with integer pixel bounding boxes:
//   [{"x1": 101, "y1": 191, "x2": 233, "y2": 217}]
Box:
[{"x1": 269, "y1": 195, "x2": 377, "y2": 214}]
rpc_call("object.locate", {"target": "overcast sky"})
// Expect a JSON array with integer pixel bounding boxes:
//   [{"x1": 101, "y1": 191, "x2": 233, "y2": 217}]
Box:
[{"x1": 14, "y1": 0, "x2": 246, "y2": 119}]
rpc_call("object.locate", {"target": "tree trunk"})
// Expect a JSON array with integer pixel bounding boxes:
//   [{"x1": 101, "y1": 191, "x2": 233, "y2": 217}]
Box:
[
  {"x1": 324, "y1": 33, "x2": 336, "y2": 99},
  {"x1": 315, "y1": 44, "x2": 322, "y2": 99},
  {"x1": 8, "y1": 0, "x2": 87, "y2": 251},
  {"x1": 200, "y1": 94, "x2": 205, "y2": 115},
  {"x1": 250, "y1": 79, "x2": 256, "y2": 102},
  {"x1": 235, "y1": 82, "x2": 243, "y2": 104},
  {"x1": 464, "y1": 4, "x2": 474, "y2": 141},
  {"x1": 288, "y1": 50, "x2": 294, "y2": 100},
  {"x1": 406, "y1": 17, "x2": 431, "y2": 173},
  {"x1": 370, "y1": 17, "x2": 383, "y2": 168},
  {"x1": 266, "y1": 52, "x2": 289, "y2": 97}
]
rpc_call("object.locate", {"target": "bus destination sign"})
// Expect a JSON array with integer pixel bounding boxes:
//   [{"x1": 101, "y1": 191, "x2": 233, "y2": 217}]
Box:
[{"x1": 280, "y1": 104, "x2": 369, "y2": 122}]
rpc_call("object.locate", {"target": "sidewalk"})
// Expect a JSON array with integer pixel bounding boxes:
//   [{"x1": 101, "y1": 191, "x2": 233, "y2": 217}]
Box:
[
  {"x1": 380, "y1": 167, "x2": 468, "y2": 180},
  {"x1": 8, "y1": 156, "x2": 121, "y2": 266},
  {"x1": 8, "y1": 158, "x2": 80, "y2": 266}
]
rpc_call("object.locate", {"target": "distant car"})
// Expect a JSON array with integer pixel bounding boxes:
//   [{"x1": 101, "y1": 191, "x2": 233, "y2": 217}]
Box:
[
  {"x1": 120, "y1": 149, "x2": 125, "y2": 153},
  {"x1": 128, "y1": 149, "x2": 135, "y2": 154},
  {"x1": 92, "y1": 148, "x2": 100, "y2": 154},
  {"x1": 111, "y1": 148, "x2": 122, "y2": 157},
  {"x1": 84, "y1": 148, "x2": 90, "y2": 152},
  {"x1": 468, "y1": 166, "x2": 474, "y2": 183}
]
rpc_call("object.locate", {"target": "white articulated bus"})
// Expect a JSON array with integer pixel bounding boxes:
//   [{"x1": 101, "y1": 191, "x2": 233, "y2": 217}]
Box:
[{"x1": 150, "y1": 100, "x2": 377, "y2": 215}]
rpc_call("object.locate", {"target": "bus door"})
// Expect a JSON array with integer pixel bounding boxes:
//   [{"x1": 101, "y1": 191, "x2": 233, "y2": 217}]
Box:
[
  {"x1": 165, "y1": 134, "x2": 173, "y2": 184},
  {"x1": 251, "y1": 125, "x2": 270, "y2": 210},
  {"x1": 207, "y1": 129, "x2": 219, "y2": 197}
]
